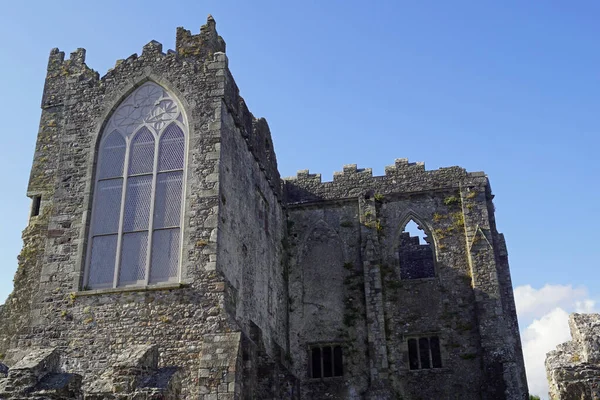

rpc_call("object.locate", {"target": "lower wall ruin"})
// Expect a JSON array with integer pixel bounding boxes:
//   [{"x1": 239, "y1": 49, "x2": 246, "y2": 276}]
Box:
[{"x1": 546, "y1": 313, "x2": 600, "y2": 399}]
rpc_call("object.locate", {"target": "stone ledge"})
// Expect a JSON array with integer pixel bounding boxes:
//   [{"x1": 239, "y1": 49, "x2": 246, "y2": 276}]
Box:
[
  {"x1": 75, "y1": 282, "x2": 188, "y2": 297},
  {"x1": 402, "y1": 367, "x2": 452, "y2": 375}
]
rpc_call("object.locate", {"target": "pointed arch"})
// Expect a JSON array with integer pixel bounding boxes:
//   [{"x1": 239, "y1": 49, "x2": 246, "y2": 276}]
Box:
[
  {"x1": 96, "y1": 75, "x2": 190, "y2": 138},
  {"x1": 97, "y1": 130, "x2": 125, "y2": 180},
  {"x1": 85, "y1": 81, "x2": 188, "y2": 289},
  {"x1": 397, "y1": 211, "x2": 433, "y2": 241},
  {"x1": 395, "y1": 211, "x2": 437, "y2": 280}
]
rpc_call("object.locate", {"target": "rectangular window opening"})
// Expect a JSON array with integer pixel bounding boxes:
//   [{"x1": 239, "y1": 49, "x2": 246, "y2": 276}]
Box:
[
  {"x1": 31, "y1": 195, "x2": 41, "y2": 218},
  {"x1": 408, "y1": 336, "x2": 442, "y2": 370},
  {"x1": 309, "y1": 344, "x2": 343, "y2": 379}
]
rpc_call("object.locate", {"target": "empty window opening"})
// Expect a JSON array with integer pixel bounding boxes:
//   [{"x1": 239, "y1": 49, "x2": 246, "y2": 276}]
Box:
[
  {"x1": 408, "y1": 336, "x2": 442, "y2": 370},
  {"x1": 404, "y1": 220, "x2": 427, "y2": 244},
  {"x1": 399, "y1": 219, "x2": 435, "y2": 279},
  {"x1": 30, "y1": 195, "x2": 42, "y2": 217},
  {"x1": 309, "y1": 344, "x2": 343, "y2": 379}
]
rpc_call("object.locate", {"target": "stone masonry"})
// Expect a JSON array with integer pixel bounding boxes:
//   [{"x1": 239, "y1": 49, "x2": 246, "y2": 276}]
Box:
[
  {"x1": 546, "y1": 313, "x2": 600, "y2": 399},
  {"x1": 0, "y1": 15, "x2": 529, "y2": 399}
]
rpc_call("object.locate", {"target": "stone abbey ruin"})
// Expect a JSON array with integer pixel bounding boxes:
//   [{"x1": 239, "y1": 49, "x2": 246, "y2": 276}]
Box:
[{"x1": 0, "y1": 16, "x2": 530, "y2": 399}]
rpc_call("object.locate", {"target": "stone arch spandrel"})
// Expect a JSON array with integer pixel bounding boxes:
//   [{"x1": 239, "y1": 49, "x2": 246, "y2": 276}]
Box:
[
  {"x1": 395, "y1": 210, "x2": 436, "y2": 249},
  {"x1": 298, "y1": 220, "x2": 347, "y2": 342}
]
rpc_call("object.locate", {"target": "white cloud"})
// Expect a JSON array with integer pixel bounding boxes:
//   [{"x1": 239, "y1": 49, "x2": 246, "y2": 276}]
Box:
[
  {"x1": 514, "y1": 284, "x2": 590, "y2": 322},
  {"x1": 514, "y1": 284, "x2": 597, "y2": 400},
  {"x1": 521, "y1": 307, "x2": 571, "y2": 399}
]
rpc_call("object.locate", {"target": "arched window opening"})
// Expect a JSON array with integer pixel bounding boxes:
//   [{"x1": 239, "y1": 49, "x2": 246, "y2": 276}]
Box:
[
  {"x1": 86, "y1": 82, "x2": 186, "y2": 289},
  {"x1": 399, "y1": 219, "x2": 435, "y2": 280}
]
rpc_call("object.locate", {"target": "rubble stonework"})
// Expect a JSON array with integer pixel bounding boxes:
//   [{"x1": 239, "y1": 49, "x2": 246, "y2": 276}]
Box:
[
  {"x1": 0, "y1": 15, "x2": 528, "y2": 399},
  {"x1": 546, "y1": 313, "x2": 600, "y2": 399}
]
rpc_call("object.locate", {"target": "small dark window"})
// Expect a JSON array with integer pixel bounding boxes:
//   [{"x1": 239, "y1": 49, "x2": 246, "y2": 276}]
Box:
[
  {"x1": 309, "y1": 344, "x2": 343, "y2": 379},
  {"x1": 408, "y1": 336, "x2": 442, "y2": 370},
  {"x1": 31, "y1": 195, "x2": 41, "y2": 217}
]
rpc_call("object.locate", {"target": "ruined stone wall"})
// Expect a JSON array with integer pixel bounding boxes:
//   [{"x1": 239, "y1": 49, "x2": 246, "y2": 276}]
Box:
[
  {"x1": 379, "y1": 193, "x2": 483, "y2": 399},
  {"x1": 216, "y1": 56, "x2": 289, "y2": 356},
  {"x1": 284, "y1": 160, "x2": 529, "y2": 399},
  {"x1": 287, "y1": 201, "x2": 370, "y2": 399},
  {"x1": 0, "y1": 46, "x2": 66, "y2": 362},
  {"x1": 546, "y1": 313, "x2": 600, "y2": 400}
]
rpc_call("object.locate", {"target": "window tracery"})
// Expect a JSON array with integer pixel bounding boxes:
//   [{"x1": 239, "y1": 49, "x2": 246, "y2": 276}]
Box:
[{"x1": 86, "y1": 82, "x2": 186, "y2": 289}]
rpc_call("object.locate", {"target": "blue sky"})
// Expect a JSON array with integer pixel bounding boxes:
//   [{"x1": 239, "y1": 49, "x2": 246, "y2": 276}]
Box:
[{"x1": 0, "y1": 1, "x2": 598, "y2": 397}]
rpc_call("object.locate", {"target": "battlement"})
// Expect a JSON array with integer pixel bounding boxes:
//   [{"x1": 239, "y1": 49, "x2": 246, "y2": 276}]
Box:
[
  {"x1": 46, "y1": 47, "x2": 97, "y2": 78},
  {"x1": 176, "y1": 15, "x2": 226, "y2": 59},
  {"x1": 43, "y1": 15, "x2": 227, "y2": 97},
  {"x1": 283, "y1": 158, "x2": 488, "y2": 203}
]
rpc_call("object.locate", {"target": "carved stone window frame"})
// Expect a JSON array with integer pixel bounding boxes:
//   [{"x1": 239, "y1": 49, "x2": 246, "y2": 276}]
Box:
[
  {"x1": 83, "y1": 82, "x2": 189, "y2": 290},
  {"x1": 307, "y1": 343, "x2": 344, "y2": 380},
  {"x1": 392, "y1": 212, "x2": 440, "y2": 282},
  {"x1": 405, "y1": 334, "x2": 444, "y2": 371}
]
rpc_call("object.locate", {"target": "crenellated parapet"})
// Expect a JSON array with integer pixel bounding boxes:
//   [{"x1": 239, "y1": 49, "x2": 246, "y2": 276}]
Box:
[
  {"x1": 176, "y1": 14, "x2": 226, "y2": 59},
  {"x1": 283, "y1": 158, "x2": 489, "y2": 204}
]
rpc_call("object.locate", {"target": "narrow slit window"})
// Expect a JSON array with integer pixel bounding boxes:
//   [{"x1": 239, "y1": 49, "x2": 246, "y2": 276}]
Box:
[
  {"x1": 322, "y1": 347, "x2": 333, "y2": 378},
  {"x1": 430, "y1": 336, "x2": 442, "y2": 368},
  {"x1": 30, "y1": 195, "x2": 41, "y2": 217},
  {"x1": 311, "y1": 347, "x2": 322, "y2": 378},
  {"x1": 333, "y1": 346, "x2": 343, "y2": 376},
  {"x1": 408, "y1": 338, "x2": 419, "y2": 370},
  {"x1": 419, "y1": 337, "x2": 431, "y2": 369}
]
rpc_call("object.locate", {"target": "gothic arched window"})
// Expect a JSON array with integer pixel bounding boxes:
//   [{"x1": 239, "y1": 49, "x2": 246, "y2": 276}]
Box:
[
  {"x1": 399, "y1": 219, "x2": 435, "y2": 280},
  {"x1": 85, "y1": 82, "x2": 186, "y2": 289}
]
